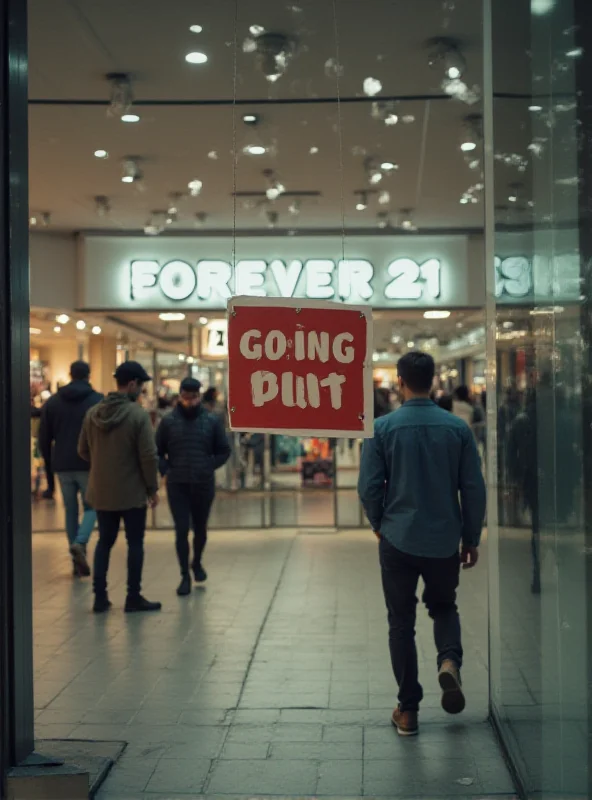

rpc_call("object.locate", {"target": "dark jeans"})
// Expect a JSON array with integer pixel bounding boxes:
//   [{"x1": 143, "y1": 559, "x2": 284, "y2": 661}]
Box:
[
  {"x1": 167, "y1": 482, "x2": 215, "y2": 576},
  {"x1": 94, "y1": 507, "x2": 147, "y2": 598},
  {"x1": 379, "y1": 537, "x2": 463, "y2": 712}
]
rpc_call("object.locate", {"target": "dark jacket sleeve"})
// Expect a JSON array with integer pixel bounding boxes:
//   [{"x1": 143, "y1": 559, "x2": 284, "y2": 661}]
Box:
[
  {"x1": 78, "y1": 415, "x2": 90, "y2": 462},
  {"x1": 459, "y1": 426, "x2": 486, "y2": 547},
  {"x1": 38, "y1": 400, "x2": 54, "y2": 466},
  {"x1": 137, "y1": 412, "x2": 159, "y2": 497},
  {"x1": 155, "y1": 417, "x2": 169, "y2": 477},
  {"x1": 211, "y1": 417, "x2": 231, "y2": 470},
  {"x1": 358, "y1": 425, "x2": 387, "y2": 532}
]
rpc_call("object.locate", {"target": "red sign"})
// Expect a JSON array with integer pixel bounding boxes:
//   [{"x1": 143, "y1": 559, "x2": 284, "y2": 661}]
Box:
[{"x1": 227, "y1": 298, "x2": 373, "y2": 438}]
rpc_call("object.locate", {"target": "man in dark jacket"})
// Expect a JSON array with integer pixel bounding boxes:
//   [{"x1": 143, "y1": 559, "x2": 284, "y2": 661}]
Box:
[
  {"x1": 156, "y1": 378, "x2": 231, "y2": 596},
  {"x1": 38, "y1": 361, "x2": 102, "y2": 576}
]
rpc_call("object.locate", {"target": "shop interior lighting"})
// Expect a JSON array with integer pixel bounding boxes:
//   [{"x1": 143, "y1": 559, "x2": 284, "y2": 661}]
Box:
[
  {"x1": 29, "y1": 216, "x2": 37, "y2": 226},
  {"x1": 121, "y1": 158, "x2": 141, "y2": 183},
  {"x1": 94, "y1": 149, "x2": 109, "y2": 159},
  {"x1": 528, "y1": 104, "x2": 543, "y2": 112},
  {"x1": 424, "y1": 310, "x2": 451, "y2": 319},
  {"x1": 531, "y1": 0, "x2": 555, "y2": 13},
  {"x1": 53, "y1": 325, "x2": 61, "y2": 333},
  {"x1": 381, "y1": 161, "x2": 398, "y2": 172},
  {"x1": 566, "y1": 47, "x2": 583, "y2": 58},
  {"x1": 159, "y1": 313, "x2": 186, "y2": 322},
  {"x1": 167, "y1": 193, "x2": 182, "y2": 216},
  {"x1": 288, "y1": 199, "x2": 301, "y2": 216},
  {"x1": 378, "y1": 190, "x2": 391, "y2": 205},
  {"x1": 188, "y1": 179, "x2": 203, "y2": 197},
  {"x1": 251, "y1": 32, "x2": 296, "y2": 83},
  {"x1": 407, "y1": 341, "x2": 416, "y2": 349},
  {"x1": 189, "y1": 24, "x2": 203, "y2": 33},
  {"x1": 266, "y1": 210, "x2": 279, "y2": 229},
  {"x1": 377, "y1": 212, "x2": 390, "y2": 229},
  {"x1": 242, "y1": 113, "x2": 260, "y2": 125},
  {"x1": 185, "y1": 51, "x2": 208, "y2": 64},
  {"x1": 107, "y1": 72, "x2": 134, "y2": 119},
  {"x1": 56, "y1": 314, "x2": 70, "y2": 325},
  {"x1": 309, "y1": 146, "x2": 319, "y2": 155},
  {"x1": 199, "y1": 317, "x2": 208, "y2": 325},
  {"x1": 460, "y1": 114, "x2": 482, "y2": 153},
  {"x1": 427, "y1": 37, "x2": 466, "y2": 81},
  {"x1": 244, "y1": 144, "x2": 267, "y2": 156},
  {"x1": 76, "y1": 320, "x2": 86, "y2": 331},
  {"x1": 91, "y1": 326, "x2": 102, "y2": 335},
  {"x1": 178, "y1": 354, "x2": 186, "y2": 362},
  {"x1": 355, "y1": 192, "x2": 368, "y2": 212},
  {"x1": 263, "y1": 169, "x2": 286, "y2": 201},
  {"x1": 121, "y1": 113, "x2": 140, "y2": 123},
  {"x1": 399, "y1": 209, "x2": 417, "y2": 231},
  {"x1": 363, "y1": 77, "x2": 382, "y2": 97},
  {"x1": 29, "y1": 327, "x2": 41, "y2": 336}
]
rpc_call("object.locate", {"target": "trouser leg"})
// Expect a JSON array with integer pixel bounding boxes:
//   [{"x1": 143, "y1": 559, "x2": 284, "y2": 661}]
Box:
[
  {"x1": 190, "y1": 485, "x2": 215, "y2": 569},
  {"x1": 93, "y1": 511, "x2": 120, "y2": 596},
  {"x1": 421, "y1": 552, "x2": 463, "y2": 670},
  {"x1": 75, "y1": 472, "x2": 96, "y2": 546},
  {"x1": 379, "y1": 538, "x2": 423, "y2": 712},
  {"x1": 122, "y1": 506, "x2": 147, "y2": 598},
  {"x1": 57, "y1": 473, "x2": 79, "y2": 546},
  {"x1": 167, "y1": 483, "x2": 191, "y2": 576}
]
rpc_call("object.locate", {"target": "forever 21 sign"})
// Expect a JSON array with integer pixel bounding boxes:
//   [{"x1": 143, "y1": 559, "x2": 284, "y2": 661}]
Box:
[{"x1": 130, "y1": 257, "x2": 442, "y2": 305}]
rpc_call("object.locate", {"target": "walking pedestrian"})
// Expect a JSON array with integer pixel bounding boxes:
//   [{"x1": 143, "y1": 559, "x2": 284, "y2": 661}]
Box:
[
  {"x1": 358, "y1": 352, "x2": 486, "y2": 736},
  {"x1": 156, "y1": 378, "x2": 231, "y2": 596},
  {"x1": 78, "y1": 361, "x2": 161, "y2": 614},
  {"x1": 38, "y1": 361, "x2": 103, "y2": 576}
]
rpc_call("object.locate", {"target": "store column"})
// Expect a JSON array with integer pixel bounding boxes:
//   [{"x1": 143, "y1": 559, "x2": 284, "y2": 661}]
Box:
[
  {"x1": 88, "y1": 334, "x2": 117, "y2": 394},
  {"x1": 0, "y1": 0, "x2": 35, "y2": 783}
]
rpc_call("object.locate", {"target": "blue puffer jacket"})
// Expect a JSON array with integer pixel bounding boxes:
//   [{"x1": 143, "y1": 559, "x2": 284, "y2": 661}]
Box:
[{"x1": 156, "y1": 405, "x2": 231, "y2": 485}]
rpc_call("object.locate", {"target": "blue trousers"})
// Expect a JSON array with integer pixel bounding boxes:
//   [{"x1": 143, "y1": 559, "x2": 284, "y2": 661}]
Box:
[{"x1": 57, "y1": 471, "x2": 96, "y2": 547}]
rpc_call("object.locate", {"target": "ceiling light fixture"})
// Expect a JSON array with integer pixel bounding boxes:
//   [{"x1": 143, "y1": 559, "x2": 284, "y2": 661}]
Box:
[
  {"x1": 424, "y1": 310, "x2": 451, "y2": 319},
  {"x1": 76, "y1": 320, "x2": 86, "y2": 331},
  {"x1": 29, "y1": 327, "x2": 41, "y2": 336},
  {"x1": 29, "y1": 216, "x2": 37, "y2": 226},
  {"x1": 531, "y1": 0, "x2": 555, "y2": 13},
  {"x1": 189, "y1": 24, "x2": 203, "y2": 33},
  {"x1": 53, "y1": 325, "x2": 61, "y2": 333},
  {"x1": 427, "y1": 37, "x2": 467, "y2": 81},
  {"x1": 243, "y1": 113, "x2": 259, "y2": 125},
  {"x1": 377, "y1": 212, "x2": 390, "y2": 229},
  {"x1": 355, "y1": 192, "x2": 368, "y2": 212},
  {"x1": 263, "y1": 169, "x2": 286, "y2": 201},
  {"x1": 121, "y1": 158, "x2": 141, "y2": 184},
  {"x1": 144, "y1": 210, "x2": 167, "y2": 236},
  {"x1": 188, "y1": 179, "x2": 203, "y2": 196},
  {"x1": 185, "y1": 51, "x2": 208, "y2": 64},
  {"x1": 244, "y1": 144, "x2": 266, "y2": 156},
  {"x1": 399, "y1": 208, "x2": 418, "y2": 232},
  {"x1": 56, "y1": 314, "x2": 70, "y2": 325},
  {"x1": 94, "y1": 149, "x2": 108, "y2": 159},
  {"x1": 566, "y1": 46, "x2": 583, "y2": 58},
  {"x1": 288, "y1": 199, "x2": 301, "y2": 216},
  {"x1": 199, "y1": 316, "x2": 208, "y2": 325},
  {"x1": 363, "y1": 77, "x2": 382, "y2": 97},
  {"x1": 106, "y1": 72, "x2": 134, "y2": 119},
  {"x1": 159, "y1": 313, "x2": 186, "y2": 322},
  {"x1": 91, "y1": 326, "x2": 102, "y2": 335},
  {"x1": 528, "y1": 104, "x2": 543, "y2": 112},
  {"x1": 378, "y1": 190, "x2": 391, "y2": 205},
  {"x1": 460, "y1": 113, "x2": 482, "y2": 153},
  {"x1": 121, "y1": 113, "x2": 140, "y2": 123},
  {"x1": 381, "y1": 161, "x2": 398, "y2": 172},
  {"x1": 266, "y1": 210, "x2": 279, "y2": 229},
  {"x1": 407, "y1": 341, "x2": 416, "y2": 349},
  {"x1": 250, "y1": 32, "x2": 296, "y2": 83}
]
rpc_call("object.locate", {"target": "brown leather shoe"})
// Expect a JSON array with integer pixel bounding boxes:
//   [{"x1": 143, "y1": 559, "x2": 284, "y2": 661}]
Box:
[
  {"x1": 391, "y1": 706, "x2": 419, "y2": 736},
  {"x1": 438, "y1": 659, "x2": 466, "y2": 714}
]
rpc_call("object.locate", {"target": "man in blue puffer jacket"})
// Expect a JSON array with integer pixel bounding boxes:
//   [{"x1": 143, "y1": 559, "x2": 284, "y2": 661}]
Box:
[{"x1": 156, "y1": 378, "x2": 231, "y2": 596}]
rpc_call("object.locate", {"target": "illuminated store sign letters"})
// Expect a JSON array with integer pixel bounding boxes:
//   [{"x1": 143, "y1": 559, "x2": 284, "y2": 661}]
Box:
[
  {"x1": 495, "y1": 256, "x2": 531, "y2": 298},
  {"x1": 130, "y1": 257, "x2": 442, "y2": 303}
]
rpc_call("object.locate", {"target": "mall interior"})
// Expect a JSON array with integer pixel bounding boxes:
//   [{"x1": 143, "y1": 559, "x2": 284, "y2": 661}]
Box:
[{"x1": 0, "y1": 0, "x2": 590, "y2": 797}]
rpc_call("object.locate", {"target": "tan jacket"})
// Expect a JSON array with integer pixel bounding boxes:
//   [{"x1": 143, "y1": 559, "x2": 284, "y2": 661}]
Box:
[{"x1": 78, "y1": 393, "x2": 158, "y2": 511}]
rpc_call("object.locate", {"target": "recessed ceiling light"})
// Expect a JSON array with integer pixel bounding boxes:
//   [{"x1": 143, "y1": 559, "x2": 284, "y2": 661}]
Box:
[
  {"x1": 424, "y1": 310, "x2": 451, "y2": 319},
  {"x1": 29, "y1": 327, "x2": 41, "y2": 336},
  {"x1": 121, "y1": 113, "x2": 140, "y2": 123},
  {"x1": 56, "y1": 314, "x2": 70, "y2": 325},
  {"x1": 460, "y1": 141, "x2": 477, "y2": 152},
  {"x1": 76, "y1": 320, "x2": 86, "y2": 331},
  {"x1": 249, "y1": 24, "x2": 265, "y2": 36},
  {"x1": 566, "y1": 47, "x2": 583, "y2": 58},
  {"x1": 189, "y1": 24, "x2": 203, "y2": 33},
  {"x1": 407, "y1": 341, "x2": 415, "y2": 349},
  {"x1": 528, "y1": 104, "x2": 543, "y2": 112},
  {"x1": 94, "y1": 149, "x2": 109, "y2": 159},
  {"x1": 243, "y1": 114, "x2": 259, "y2": 125},
  {"x1": 199, "y1": 316, "x2": 208, "y2": 325},
  {"x1": 29, "y1": 216, "x2": 37, "y2": 226},
  {"x1": 531, "y1": 0, "x2": 555, "y2": 13},
  {"x1": 159, "y1": 312, "x2": 186, "y2": 322},
  {"x1": 121, "y1": 176, "x2": 134, "y2": 183},
  {"x1": 91, "y1": 326, "x2": 102, "y2": 335},
  {"x1": 446, "y1": 66, "x2": 462, "y2": 80},
  {"x1": 53, "y1": 325, "x2": 61, "y2": 333},
  {"x1": 185, "y1": 51, "x2": 208, "y2": 64},
  {"x1": 243, "y1": 145, "x2": 266, "y2": 156},
  {"x1": 381, "y1": 162, "x2": 398, "y2": 171}
]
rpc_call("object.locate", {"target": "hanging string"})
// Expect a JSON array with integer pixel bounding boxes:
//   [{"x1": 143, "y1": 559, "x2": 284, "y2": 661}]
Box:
[
  {"x1": 331, "y1": 0, "x2": 346, "y2": 296},
  {"x1": 231, "y1": 0, "x2": 239, "y2": 280}
]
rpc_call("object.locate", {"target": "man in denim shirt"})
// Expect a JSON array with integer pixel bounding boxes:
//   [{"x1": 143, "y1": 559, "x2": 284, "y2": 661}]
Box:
[{"x1": 358, "y1": 352, "x2": 485, "y2": 736}]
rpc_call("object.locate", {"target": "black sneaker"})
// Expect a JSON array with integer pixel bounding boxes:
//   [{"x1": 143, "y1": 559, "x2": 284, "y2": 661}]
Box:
[
  {"x1": 193, "y1": 564, "x2": 208, "y2": 584},
  {"x1": 42, "y1": 490, "x2": 54, "y2": 501},
  {"x1": 177, "y1": 575, "x2": 192, "y2": 596},
  {"x1": 70, "y1": 543, "x2": 91, "y2": 577},
  {"x1": 125, "y1": 595, "x2": 162, "y2": 613},
  {"x1": 93, "y1": 595, "x2": 112, "y2": 614}
]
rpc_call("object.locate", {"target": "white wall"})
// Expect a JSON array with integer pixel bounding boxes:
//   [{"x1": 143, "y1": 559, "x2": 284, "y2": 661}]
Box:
[{"x1": 30, "y1": 232, "x2": 77, "y2": 310}]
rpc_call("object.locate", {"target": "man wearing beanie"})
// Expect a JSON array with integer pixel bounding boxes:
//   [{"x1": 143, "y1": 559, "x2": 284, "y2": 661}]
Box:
[{"x1": 156, "y1": 378, "x2": 231, "y2": 596}]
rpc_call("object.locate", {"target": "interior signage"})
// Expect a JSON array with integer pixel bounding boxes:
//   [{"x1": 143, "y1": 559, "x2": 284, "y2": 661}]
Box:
[{"x1": 130, "y1": 258, "x2": 442, "y2": 305}]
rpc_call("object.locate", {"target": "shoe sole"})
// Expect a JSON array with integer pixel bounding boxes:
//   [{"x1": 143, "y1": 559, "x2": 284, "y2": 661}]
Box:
[
  {"x1": 439, "y1": 670, "x2": 466, "y2": 714},
  {"x1": 391, "y1": 719, "x2": 418, "y2": 737},
  {"x1": 70, "y1": 546, "x2": 91, "y2": 577},
  {"x1": 124, "y1": 606, "x2": 162, "y2": 613}
]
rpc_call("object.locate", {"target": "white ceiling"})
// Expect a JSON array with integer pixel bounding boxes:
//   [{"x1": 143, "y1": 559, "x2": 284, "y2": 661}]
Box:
[{"x1": 27, "y1": 0, "x2": 538, "y2": 235}]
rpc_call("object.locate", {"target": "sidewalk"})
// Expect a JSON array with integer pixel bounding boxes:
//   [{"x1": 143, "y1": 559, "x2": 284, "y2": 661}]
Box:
[{"x1": 32, "y1": 529, "x2": 515, "y2": 798}]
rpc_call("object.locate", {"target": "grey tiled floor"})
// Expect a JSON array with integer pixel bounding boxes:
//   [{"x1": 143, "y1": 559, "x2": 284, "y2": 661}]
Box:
[{"x1": 32, "y1": 528, "x2": 516, "y2": 798}]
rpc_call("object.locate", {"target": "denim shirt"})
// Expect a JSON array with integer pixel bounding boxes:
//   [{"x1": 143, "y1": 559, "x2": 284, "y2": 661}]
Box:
[{"x1": 358, "y1": 399, "x2": 486, "y2": 558}]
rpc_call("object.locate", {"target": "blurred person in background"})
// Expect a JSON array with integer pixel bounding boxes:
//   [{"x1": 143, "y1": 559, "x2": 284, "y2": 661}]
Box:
[
  {"x1": 38, "y1": 361, "x2": 103, "y2": 576},
  {"x1": 156, "y1": 378, "x2": 231, "y2": 596},
  {"x1": 78, "y1": 361, "x2": 161, "y2": 614}
]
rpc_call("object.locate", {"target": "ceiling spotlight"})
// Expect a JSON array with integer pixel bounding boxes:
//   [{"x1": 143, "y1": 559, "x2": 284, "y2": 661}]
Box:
[
  {"x1": 288, "y1": 199, "x2": 301, "y2": 216},
  {"x1": 249, "y1": 24, "x2": 266, "y2": 36},
  {"x1": 40, "y1": 212, "x2": 51, "y2": 227},
  {"x1": 56, "y1": 314, "x2": 70, "y2": 325},
  {"x1": 363, "y1": 77, "x2": 383, "y2": 97},
  {"x1": 427, "y1": 37, "x2": 466, "y2": 80},
  {"x1": 186, "y1": 51, "x2": 208, "y2": 64},
  {"x1": 178, "y1": 354, "x2": 186, "y2": 362},
  {"x1": 243, "y1": 113, "x2": 260, "y2": 125},
  {"x1": 167, "y1": 192, "x2": 183, "y2": 215},
  {"x1": 355, "y1": 192, "x2": 368, "y2": 212},
  {"x1": 29, "y1": 327, "x2": 41, "y2": 336},
  {"x1": 460, "y1": 114, "x2": 482, "y2": 153},
  {"x1": 159, "y1": 313, "x2": 186, "y2": 322},
  {"x1": 309, "y1": 146, "x2": 319, "y2": 155},
  {"x1": 53, "y1": 325, "x2": 61, "y2": 333},
  {"x1": 106, "y1": 72, "x2": 134, "y2": 119},
  {"x1": 266, "y1": 210, "x2": 279, "y2": 229},
  {"x1": 91, "y1": 326, "x2": 102, "y2": 335},
  {"x1": 188, "y1": 179, "x2": 203, "y2": 196},
  {"x1": 29, "y1": 216, "x2": 37, "y2": 226},
  {"x1": 121, "y1": 158, "x2": 141, "y2": 184},
  {"x1": 531, "y1": 0, "x2": 555, "y2": 13},
  {"x1": 199, "y1": 316, "x2": 208, "y2": 325},
  {"x1": 424, "y1": 310, "x2": 451, "y2": 319},
  {"x1": 385, "y1": 114, "x2": 399, "y2": 126},
  {"x1": 566, "y1": 46, "x2": 583, "y2": 58},
  {"x1": 381, "y1": 162, "x2": 398, "y2": 172},
  {"x1": 407, "y1": 341, "x2": 416, "y2": 349},
  {"x1": 144, "y1": 210, "x2": 167, "y2": 236},
  {"x1": 94, "y1": 195, "x2": 111, "y2": 216},
  {"x1": 121, "y1": 113, "x2": 140, "y2": 123},
  {"x1": 94, "y1": 149, "x2": 108, "y2": 159},
  {"x1": 264, "y1": 169, "x2": 286, "y2": 201},
  {"x1": 244, "y1": 144, "x2": 267, "y2": 156},
  {"x1": 377, "y1": 212, "x2": 390, "y2": 229},
  {"x1": 250, "y1": 32, "x2": 296, "y2": 83},
  {"x1": 400, "y1": 209, "x2": 417, "y2": 231},
  {"x1": 528, "y1": 104, "x2": 543, "y2": 112},
  {"x1": 378, "y1": 190, "x2": 391, "y2": 205},
  {"x1": 461, "y1": 141, "x2": 477, "y2": 152},
  {"x1": 76, "y1": 320, "x2": 86, "y2": 331},
  {"x1": 189, "y1": 24, "x2": 203, "y2": 33}
]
